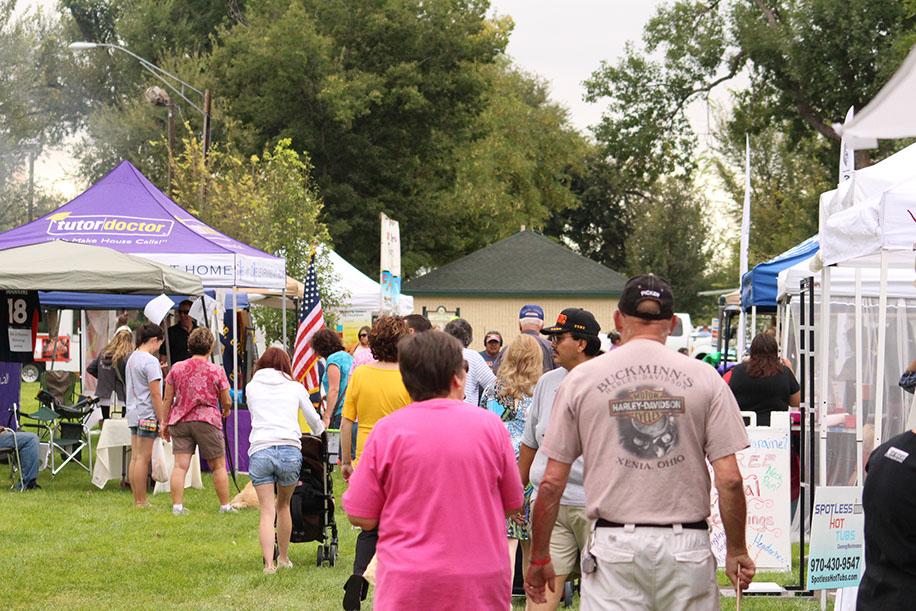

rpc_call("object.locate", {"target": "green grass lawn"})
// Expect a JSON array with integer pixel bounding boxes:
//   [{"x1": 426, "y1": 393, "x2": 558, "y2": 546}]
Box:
[{"x1": 3, "y1": 382, "x2": 825, "y2": 609}]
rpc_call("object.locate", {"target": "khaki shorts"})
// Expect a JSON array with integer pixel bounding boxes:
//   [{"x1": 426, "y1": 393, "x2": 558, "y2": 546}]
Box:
[
  {"x1": 581, "y1": 525, "x2": 717, "y2": 611},
  {"x1": 170, "y1": 421, "x2": 225, "y2": 461},
  {"x1": 550, "y1": 505, "x2": 592, "y2": 576}
]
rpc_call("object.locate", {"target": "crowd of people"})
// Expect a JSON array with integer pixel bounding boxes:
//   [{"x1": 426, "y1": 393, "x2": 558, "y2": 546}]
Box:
[{"x1": 5, "y1": 276, "x2": 913, "y2": 610}]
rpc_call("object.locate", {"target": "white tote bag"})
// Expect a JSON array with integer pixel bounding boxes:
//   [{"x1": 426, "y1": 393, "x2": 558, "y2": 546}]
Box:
[{"x1": 151, "y1": 438, "x2": 171, "y2": 482}]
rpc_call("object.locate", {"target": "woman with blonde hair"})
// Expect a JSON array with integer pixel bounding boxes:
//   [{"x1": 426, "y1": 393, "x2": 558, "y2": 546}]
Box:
[
  {"x1": 87, "y1": 325, "x2": 134, "y2": 419},
  {"x1": 479, "y1": 333, "x2": 543, "y2": 597}
]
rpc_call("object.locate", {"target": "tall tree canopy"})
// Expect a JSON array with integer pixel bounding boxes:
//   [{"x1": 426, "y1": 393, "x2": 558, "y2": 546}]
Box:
[
  {"x1": 207, "y1": 0, "x2": 510, "y2": 275},
  {"x1": 583, "y1": 0, "x2": 916, "y2": 272},
  {"x1": 58, "y1": 0, "x2": 587, "y2": 279}
]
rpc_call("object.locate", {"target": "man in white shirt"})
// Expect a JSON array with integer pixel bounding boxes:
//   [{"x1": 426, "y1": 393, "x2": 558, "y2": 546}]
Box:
[
  {"x1": 443, "y1": 318, "x2": 496, "y2": 405},
  {"x1": 519, "y1": 307, "x2": 601, "y2": 610}
]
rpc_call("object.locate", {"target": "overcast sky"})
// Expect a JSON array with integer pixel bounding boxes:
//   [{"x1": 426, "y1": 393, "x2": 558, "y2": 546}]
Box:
[{"x1": 489, "y1": 0, "x2": 666, "y2": 132}]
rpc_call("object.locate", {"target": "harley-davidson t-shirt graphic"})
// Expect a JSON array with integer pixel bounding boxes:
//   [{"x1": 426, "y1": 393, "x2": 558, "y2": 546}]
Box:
[
  {"x1": 541, "y1": 338, "x2": 748, "y2": 524},
  {"x1": 611, "y1": 387, "x2": 684, "y2": 460}
]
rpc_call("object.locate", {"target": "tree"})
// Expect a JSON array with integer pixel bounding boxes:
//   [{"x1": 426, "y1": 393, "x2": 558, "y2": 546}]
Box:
[
  {"x1": 583, "y1": 0, "x2": 916, "y2": 278},
  {"x1": 439, "y1": 60, "x2": 587, "y2": 257},
  {"x1": 206, "y1": 0, "x2": 510, "y2": 276},
  {"x1": 544, "y1": 151, "x2": 632, "y2": 272},
  {"x1": 714, "y1": 125, "x2": 832, "y2": 266},
  {"x1": 0, "y1": 5, "x2": 96, "y2": 226},
  {"x1": 625, "y1": 177, "x2": 712, "y2": 317},
  {"x1": 168, "y1": 136, "x2": 338, "y2": 342}
]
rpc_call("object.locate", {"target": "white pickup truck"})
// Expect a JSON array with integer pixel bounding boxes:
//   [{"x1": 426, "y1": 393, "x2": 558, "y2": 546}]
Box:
[{"x1": 665, "y1": 312, "x2": 693, "y2": 353}]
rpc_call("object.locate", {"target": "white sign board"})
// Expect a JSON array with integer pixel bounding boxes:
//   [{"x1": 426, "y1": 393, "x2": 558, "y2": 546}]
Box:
[
  {"x1": 709, "y1": 421, "x2": 792, "y2": 571},
  {"x1": 807, "y1": 486, "x2": 865, "y2": 590},
  {"x1": 379, "y1": 212, "x2": 401, "y2": 314}
]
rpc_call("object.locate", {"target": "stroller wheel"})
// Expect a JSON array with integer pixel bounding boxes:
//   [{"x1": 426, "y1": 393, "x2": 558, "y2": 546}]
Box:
[
  {"x1": 316, "y1": 545, "x2": 325, "y2": 566},
  {"x1": 329, "y1": 547, "x2": 336, "y2": 567}
]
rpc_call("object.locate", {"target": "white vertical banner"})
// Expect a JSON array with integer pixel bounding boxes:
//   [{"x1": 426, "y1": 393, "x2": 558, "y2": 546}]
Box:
[
  {"x1": 839, "y1": 106, "x2": 855, "y2": 183},
  {"x1": 380, "y1": 212, "x2": 402, "y2": 314},
  {"x1": 737, "y1": 134, "x2": 751, "y2": 355}
]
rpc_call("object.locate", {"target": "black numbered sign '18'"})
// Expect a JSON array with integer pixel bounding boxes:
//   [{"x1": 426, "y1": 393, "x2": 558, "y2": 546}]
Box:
[{"x1": 0, "y1": 290, "x2": 40, "y2": 363}]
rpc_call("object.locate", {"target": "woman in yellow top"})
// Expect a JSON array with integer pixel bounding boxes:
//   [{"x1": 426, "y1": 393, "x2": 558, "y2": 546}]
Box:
[
  {"x1": 340, "y1": 315, "x2": 410, "y2": 609},
  {"x1": 340, "y1": 315, "x2": 411, "y2": 475}
]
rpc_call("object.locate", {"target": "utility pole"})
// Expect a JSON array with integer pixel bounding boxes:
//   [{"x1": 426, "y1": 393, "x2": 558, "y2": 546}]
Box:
[
  {"x1": 167, "y1": 103, "x2": 175, "y2": 195},
  {"x1": 202, "y1": 89, "x2": 212, "y2": 161},
  {"x1": 27, "y1": 151, "x2": 35, "y2": 222}
]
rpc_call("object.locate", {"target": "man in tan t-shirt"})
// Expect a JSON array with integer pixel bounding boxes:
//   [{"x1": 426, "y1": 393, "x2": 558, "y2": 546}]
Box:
[{"x1": 525, "y1": 275, "x2": 755, "y2": 610}]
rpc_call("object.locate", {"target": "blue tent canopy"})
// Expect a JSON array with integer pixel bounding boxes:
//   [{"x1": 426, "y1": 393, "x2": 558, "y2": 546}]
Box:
[{"x1": 740, "y1": 235, "x2": 819, "y2": 311}]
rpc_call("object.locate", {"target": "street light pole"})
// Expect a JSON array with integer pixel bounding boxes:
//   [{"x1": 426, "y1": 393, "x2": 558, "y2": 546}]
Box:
[{"x1": 68, "y1": 41, "x2": 211, "y2": 159}]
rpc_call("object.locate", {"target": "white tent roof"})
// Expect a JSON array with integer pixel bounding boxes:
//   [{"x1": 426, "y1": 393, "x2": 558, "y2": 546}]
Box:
[
  {"x1": 820, "y1": 174, "x2": 916, "y2": 268},
  {"x1": 246, "y1": 250, "x2": 414, "y2": 314},
  {"x1": 777, "y1": 256, "x2": 916, "y2": 299},
  {"x1": 825, "y1": 142, "x2": 916, "y2": 216},
  {"x1": 842, "y1": 46, "x2": 916, "y2": 140},
  {"x1": 327, "y1": 249, "x2": 413, "y2": 316},
  {"x1": 0, "y1": 240, "x2": 203, "y2": 295},
  {"x1": 819, "y1": 142, "x2": 916, "y2": 268}
]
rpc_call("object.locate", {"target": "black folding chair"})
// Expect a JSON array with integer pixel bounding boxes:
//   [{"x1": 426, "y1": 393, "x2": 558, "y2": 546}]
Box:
[{"x1": 34, "y1": 389, "x2": 100, "y2": 475}]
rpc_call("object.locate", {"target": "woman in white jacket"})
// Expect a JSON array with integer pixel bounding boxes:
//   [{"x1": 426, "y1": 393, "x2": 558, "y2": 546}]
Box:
[{"x1": 246, "y1": 347, "x2": 325, "y2": 573}]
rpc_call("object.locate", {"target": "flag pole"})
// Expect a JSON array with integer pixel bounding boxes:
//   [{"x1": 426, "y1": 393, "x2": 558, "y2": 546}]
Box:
[{"x1": 737, "y1": 134, "x2": 751, "y2": 359}]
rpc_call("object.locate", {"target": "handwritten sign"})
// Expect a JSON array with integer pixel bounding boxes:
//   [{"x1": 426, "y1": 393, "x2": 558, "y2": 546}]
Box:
[
  {"x1": 709, "y1": 423, "x2": 792, "y2": 571},
  {"x1": 807, "y1": 486, "x2": 864, "y2": 590}
]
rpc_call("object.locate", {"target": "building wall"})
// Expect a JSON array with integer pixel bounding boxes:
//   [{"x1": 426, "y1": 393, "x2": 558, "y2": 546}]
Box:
[{"x1": 412, "y1": 296, "x2": 620, "y2": 351}]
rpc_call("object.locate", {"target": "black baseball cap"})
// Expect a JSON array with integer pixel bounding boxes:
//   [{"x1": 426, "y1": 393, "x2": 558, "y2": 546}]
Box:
[
  {"x1": 541, "y1": 308, "x2": 600, "y2": 337},
  {"x1": 618, "y1": 274, "x2": 675, "y2": 320}
]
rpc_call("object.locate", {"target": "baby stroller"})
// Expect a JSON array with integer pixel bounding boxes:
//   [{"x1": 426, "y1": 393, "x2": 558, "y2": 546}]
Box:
[{"x1": 285, "y1": 431, "x2": 338, "y2": 566}]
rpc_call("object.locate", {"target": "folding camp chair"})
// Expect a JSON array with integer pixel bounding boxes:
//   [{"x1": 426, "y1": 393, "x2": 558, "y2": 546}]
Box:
[
  {"x1": 0, "y1": 405, "x2": 24, "y2": 491},
  {"x1": 16, "y1": 401, "x2": 59, "y2": 472},
  {"x1": 40, "y1": 370, "x2": 78, "y2": 407},
  {"x1": 34, "y1": 390, "x2": 101, "y2": 475}
]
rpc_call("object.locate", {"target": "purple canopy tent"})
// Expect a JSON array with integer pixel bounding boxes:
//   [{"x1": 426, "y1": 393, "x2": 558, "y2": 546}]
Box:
[
  {"x1": 0, "y1": 160, "x2": 288, "y2": 467},
  {"x1": 0, "y1": 160, "x2": 285, "y2": 288}
]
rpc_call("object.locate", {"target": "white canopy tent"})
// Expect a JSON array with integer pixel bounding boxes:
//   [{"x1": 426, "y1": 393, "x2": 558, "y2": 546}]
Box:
[
  {"x1": 778, "y1": 258, "x2": 916, "y2": 301},
  {"x1": 246, "y1": 250, "x2": 414, "y2": 315},
  {"x1": 0, "y1": 240, "x2": 203, "y2": 295},
  {"x1": 841, "y1": 46, "x2": 916, "y2": 140},
  {"x1": 814, "y1": 155, "x2": 916, "y2": 486},
  {"x1": 326, "y1": 249, "x2": 413, "y2": 316}
]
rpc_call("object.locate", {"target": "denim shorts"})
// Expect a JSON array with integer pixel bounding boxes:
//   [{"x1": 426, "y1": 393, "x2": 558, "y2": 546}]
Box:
[
  {"x1": 129, "y1": 426, "x2": 159, "y2": 439},
  {"x1": 249, "y1": 445, "x2": 302, "y2": 487}
]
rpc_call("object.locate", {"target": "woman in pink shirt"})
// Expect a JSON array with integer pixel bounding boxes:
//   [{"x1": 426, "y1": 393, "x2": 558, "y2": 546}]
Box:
[
  {"x1": 350, "y1": 326, "x2": 375, "y2": 368},
  {"x1": 343, "y1": 331, "x2": 524, "y2": 610},
  {"x1": 160, "y1": 327, "x2": 233, "y2": 515}
]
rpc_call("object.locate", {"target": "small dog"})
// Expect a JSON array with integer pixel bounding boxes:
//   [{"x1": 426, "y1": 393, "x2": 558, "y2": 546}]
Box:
[{"x1": 230, "y1": 481, "x2": 259, "y2": 509}]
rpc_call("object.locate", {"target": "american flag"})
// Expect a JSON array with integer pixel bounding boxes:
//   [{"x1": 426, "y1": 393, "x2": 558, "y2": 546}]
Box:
[{"x1": 292, "y1": 256, "x2": 324, "y2": 392}]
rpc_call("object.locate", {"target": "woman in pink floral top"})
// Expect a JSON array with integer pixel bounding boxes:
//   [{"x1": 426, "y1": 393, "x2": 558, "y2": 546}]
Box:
[{"x1": 160, "y1": 327, "x2": 233, "y2": 515}]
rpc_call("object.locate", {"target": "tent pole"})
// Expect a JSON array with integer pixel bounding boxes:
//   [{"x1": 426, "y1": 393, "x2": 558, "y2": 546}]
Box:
[
  {"x1": 854, "y1": 268, "x2": 863, "y2": 485},
  {"x1": 751, "y1": 306, "x2": 757, "y2": 339},
  {"x1": 737, "y1": 310, "x2": 746, "y2": 359},
  {"x1": 781, "y1": 300, "x2": 792, "y2": 373},
  {"x1": 282, "y1": 286, "x2": 288, "y2": 349},
  {"x1": 818, "y1": 266, "x2": 831, "y2": 486},
  {"x1": 232, "y1": 288, "x2": 239, "y2": 470},
  {"x1": 873, "y1": 252, "x2": 889, "y2": 450}
]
